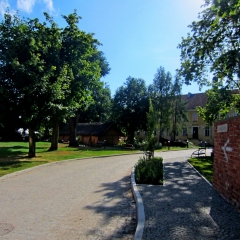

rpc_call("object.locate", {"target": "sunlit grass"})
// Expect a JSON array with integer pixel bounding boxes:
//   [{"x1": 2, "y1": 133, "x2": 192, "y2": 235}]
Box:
[
  {"x1": 0, "y1": 141, "x2": 193, "y2": 177},
  {"x1": 0, "y1": 141, "x2": 138, "y2": 177},
  {"x1": 188, "y1": 156, "x2": 213, "y2": 183}
]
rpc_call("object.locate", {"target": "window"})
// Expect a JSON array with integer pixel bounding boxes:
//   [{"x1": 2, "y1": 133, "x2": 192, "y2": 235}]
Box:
[
  {"x1": 192, "y1": 112, "x2": 198, "y2": 122},
  {"x1": 205, "y1": 127, "x2": 210, "y2": 136},
  {"x1": 182, "y1": 128, "x2": 187, "y2": 136}
]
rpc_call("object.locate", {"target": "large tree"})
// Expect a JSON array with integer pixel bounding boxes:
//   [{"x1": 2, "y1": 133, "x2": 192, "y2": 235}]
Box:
[
  {"x1": 0, "y1": 12, "x2": 69, "y2": 157},
  {"x1": 61, "y1": 12, "x2": 110, "y2": 147},
  {"x1": 178, "y1": 0, "x2": 240, "y2": 123},
  {"x1": 178, "y1": 0, "x2": 240, "y2": 89},
  {"x1": 0, "y1": 11, "x2": 109, "y2": 155},
  {"x1": 112, "y1": 77, "x2": 148, "y2": 143}
]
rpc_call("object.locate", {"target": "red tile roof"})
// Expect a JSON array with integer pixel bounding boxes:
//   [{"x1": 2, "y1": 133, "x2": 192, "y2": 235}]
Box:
[{"x1": 182, "y1": 92, "x2": 207, "y2": 110}]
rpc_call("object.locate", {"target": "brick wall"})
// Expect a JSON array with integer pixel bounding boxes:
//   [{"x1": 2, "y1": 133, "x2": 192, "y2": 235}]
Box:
[{"x1": 213, "y1": 116, "x2": 240, "y2": 211}]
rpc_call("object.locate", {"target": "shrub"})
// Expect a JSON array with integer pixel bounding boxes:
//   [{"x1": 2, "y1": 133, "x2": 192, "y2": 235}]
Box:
[
  {"x1": 154, "y1": 142, "x2": 162, "y2": 149},
  {"x1": 135, "y1": 157, "x2": 163, "y2": 185}
]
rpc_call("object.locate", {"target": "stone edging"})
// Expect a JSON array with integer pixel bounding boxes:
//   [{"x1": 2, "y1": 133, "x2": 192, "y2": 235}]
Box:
[{"x1": 131, "y1": 167, "x2": 145, "y2": 240}]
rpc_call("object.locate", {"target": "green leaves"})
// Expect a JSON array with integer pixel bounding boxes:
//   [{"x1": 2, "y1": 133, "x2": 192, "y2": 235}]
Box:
[
  {"x1": 178, "y1": 0, "x2": 240, "y2": 89},
  {"x1": 197, "y1": 86, "x2": 235, "y2": 124},
  {"x1": 112, "y1": 77, "x2": 148, "y2": 143},
  {"x1": 0, "y1": 10, "x2": 110, "y2": 152}
]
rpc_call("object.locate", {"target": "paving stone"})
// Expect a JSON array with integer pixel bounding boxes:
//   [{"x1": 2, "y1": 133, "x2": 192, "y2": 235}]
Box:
[{"x1": 138, "y1": 150, "x2": 240, "y2": 240}]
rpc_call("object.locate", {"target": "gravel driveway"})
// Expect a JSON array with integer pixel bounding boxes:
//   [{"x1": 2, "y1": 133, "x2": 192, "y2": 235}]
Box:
[{"x1": 0, "y1": 154, "x2": 141, "y2": 240}]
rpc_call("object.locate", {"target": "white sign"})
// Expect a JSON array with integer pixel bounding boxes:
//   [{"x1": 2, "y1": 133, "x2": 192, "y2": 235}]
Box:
[{"x1": 217, "y1": 123, "x2": 228, "y2": 133}]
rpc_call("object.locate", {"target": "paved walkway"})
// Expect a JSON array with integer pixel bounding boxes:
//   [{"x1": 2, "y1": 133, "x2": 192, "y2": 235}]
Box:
[
  {"x1": 0, "y1": 154, "x2": 140, "y2": 239},
  {"x1": 137, "y1": 149, "x2": 240, "y2": 240},
  {"x1": 1, "y1": 150, "x2": 240, "y2": 240}
]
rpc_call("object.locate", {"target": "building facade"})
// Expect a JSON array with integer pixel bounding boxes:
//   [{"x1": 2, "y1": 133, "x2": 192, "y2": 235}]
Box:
[
  {"x1": 135, "y1": 91, "x2": 239, "y2": 145},
  {"x1": 135, "y1": 92, "x2": 213, "y2": 145}
]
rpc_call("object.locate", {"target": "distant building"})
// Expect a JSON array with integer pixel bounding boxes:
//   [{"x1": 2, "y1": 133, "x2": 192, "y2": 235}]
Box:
[
  {"x1": 135, "y1": 92, "x2": 239, "y2": 145},
  {"x1": 59, "y1": 122, "x2": 124, "y2": 146}
]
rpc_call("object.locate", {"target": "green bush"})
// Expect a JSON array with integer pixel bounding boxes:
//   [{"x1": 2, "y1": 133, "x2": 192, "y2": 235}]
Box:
[
  {"x1": 135, "y1": 157, "x2": 163, "y2": 185},
  {"x1": 154, "y1": 142, "x2": 162, "y2": 149}
]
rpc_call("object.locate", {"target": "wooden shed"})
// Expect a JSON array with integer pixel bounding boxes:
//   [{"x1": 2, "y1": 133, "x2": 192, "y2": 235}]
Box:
[{"x1": 59, "y1": 122, "x2": 124, "y2": 146}]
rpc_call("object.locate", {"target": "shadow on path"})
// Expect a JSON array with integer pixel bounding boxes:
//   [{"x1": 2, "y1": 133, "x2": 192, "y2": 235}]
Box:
[
  {"x1": 84, "y1": 175, "x2": 137, "y2": 239},
  {"x1": 138, "y1": 161, "x2": 240, "y2": 240}
]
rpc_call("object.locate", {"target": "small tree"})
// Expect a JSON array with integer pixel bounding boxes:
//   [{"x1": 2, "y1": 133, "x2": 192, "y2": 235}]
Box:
[
  {"x1": 144, "y1": 99, "x2": 157, "y2": 159},
  {"x1": 149, "y1": 67, "x2": 173, "y2": 141}
]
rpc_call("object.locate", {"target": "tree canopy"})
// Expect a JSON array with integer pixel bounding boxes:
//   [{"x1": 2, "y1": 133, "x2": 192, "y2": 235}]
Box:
[
  {"x1": 111, "y1": 77, "x2": 148, "y2": 143},
  {"x1": 148, "y1": 67, "x2": 186, "y2": 141},
  {"x1": 0, "y1": 11, "x2": 109, "y2": 156},
  {"x1": 178, "y1": 0, "x2": 240, "y2": 89}
]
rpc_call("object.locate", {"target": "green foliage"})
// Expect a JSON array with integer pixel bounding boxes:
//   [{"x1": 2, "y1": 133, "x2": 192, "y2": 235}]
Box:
[
  {"x1": 154, "y1": 142, "x2": 162, "y2": 150},
  {"x1": 111, "y1": 77, "x2": 148, "y2": 143},
  {"x1": 144, "y1": 98, "x2": 157, "y2": 155},
  {"x1": 197, "y1": 86, "x2": 237, "y2": 124},
  {"x1": 79, "y1": 81, "x2": 112, "y2": 122},
  {"x1": 0, "y1": 10, "x2": 110, "y2": 153},
  {"x1": 135, "y1": 157, "x2": 163, "y2": 185},
  {"x1": 149, "y1": 67, "x2": 173, "y2": 138},
  {"x1": 178, "y1": 0, "x2": 240, "y2": 89},
  {"x1": 149, "y1": 67, "x2": 187, "y2": 141},
  {"x1": 170, "y1": 75, "x2": 187, "y2": 140}
]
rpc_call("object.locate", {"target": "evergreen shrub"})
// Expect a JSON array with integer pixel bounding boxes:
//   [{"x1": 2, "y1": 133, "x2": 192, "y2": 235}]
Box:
[{"x1": 135, "y1": 157, "x2": 163, "y2": 185}]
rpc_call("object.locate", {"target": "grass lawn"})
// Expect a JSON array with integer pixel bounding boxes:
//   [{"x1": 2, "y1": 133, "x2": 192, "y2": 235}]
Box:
[
  {"x1": 188, "y1": 156, "x2": 213, "y2": 183},
  {"x1": 0, "y1": 142, "x2": 193, "y2": 178},
  {"x1": 0, "y1": 141, "x2": 139, "y2": 177}
]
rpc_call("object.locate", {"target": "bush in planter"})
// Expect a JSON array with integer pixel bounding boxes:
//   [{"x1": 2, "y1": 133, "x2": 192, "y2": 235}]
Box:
[
  {"x1": 154, "y1": 142, "x2": 162, "y2": 150},
  {"x1": 135, "y1": 157, "x2": 163, "y2": 185}
]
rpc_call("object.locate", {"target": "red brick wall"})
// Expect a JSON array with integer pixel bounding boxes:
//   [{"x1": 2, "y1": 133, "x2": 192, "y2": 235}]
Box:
[{"x1": 213, "y1": 116, "x2": 240, "y2": 211}]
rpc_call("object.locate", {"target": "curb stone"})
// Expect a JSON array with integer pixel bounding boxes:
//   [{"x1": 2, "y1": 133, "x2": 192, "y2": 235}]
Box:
[{"x1": 131, "y1": 167, "x2": 145, "y2": 240}]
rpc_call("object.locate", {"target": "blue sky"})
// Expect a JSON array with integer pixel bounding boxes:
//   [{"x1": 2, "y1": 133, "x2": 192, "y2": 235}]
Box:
[{"x1": 0, "y1": 0, "x2": 210, "y2": 96}]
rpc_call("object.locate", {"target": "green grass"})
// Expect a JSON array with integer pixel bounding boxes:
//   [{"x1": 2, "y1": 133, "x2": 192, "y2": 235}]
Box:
[
  {"x1": 188, "y1": 156, "x2": 213, "y2": 183},
  {"x1": 0, "y1": 141, "x2": 194, "y2": 178},
  {"x1": 0, "y1": 141, "x2": 138, "y2": 177}
]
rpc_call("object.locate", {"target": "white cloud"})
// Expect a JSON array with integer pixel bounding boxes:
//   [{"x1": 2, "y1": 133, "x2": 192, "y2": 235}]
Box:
[
  {"x1": 17, "y1": 0, "x2": 36, "y2": 13},
  {"x1": 16, "y1": 0, "x2": 55, "y2": 14},
  {"x1": 43, "y1": 0, "x2": 54, "y2": 14},
  {"x1": 0, "y1": 0, "x2": 10, "y2": 16}
]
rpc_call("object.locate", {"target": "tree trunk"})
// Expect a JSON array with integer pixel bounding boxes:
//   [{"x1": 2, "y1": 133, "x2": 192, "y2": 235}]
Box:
[
  {"x1": 128, "y1": 129, "x2": 135, "y2": 144},
  {"x1": 49, "y1": 119, "x2": 59, "y2": 151},
  {"x1": 28, "y1": 128, "x2": 36, "y2": 158},
  {"x1": 68, "y1": 113, "x2": 80, "y2": 147}
]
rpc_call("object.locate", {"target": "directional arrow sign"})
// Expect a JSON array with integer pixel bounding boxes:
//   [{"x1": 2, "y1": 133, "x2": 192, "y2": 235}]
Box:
[{"x1": 221, "y1": 138, "x2": 233, "y2": 161}]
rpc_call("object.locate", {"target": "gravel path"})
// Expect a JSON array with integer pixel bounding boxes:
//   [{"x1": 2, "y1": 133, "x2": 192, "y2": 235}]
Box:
[
  {"x1": 138, "y1": 149, "x2": 240, "y2": 240},
  {"x1": 0, "y1": 154, "x2": 141, "y2": 240}
]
